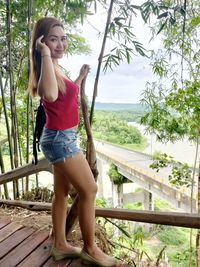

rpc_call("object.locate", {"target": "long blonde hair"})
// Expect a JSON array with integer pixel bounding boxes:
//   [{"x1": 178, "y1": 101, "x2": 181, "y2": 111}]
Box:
[{"x1": 28, "y1": 17, "x2": 65, "y2": 97}]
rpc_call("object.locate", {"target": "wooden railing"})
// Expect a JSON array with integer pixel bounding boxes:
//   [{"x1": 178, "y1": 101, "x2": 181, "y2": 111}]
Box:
[
  {"x1": 0, "y1": 199, "x2": 199, "y2": 229},
  {"x1": 0, "y1": 158, "x2": 52, "y2": 184},
  {"x1": 0, "y1": 158, "x2": 200, "y2": 229}
]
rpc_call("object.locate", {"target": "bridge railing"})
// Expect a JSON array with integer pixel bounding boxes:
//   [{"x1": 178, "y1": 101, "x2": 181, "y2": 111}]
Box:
[{"x1": 96, "y1": 148, "x2": 197, "y2": 213}]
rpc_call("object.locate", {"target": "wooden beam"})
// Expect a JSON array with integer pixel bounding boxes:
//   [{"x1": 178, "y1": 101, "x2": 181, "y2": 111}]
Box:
[
  {"x1": 0, "y1": 199, "x2": 200, "y2": 229},
  {"x1": 95, "y1": 207, "x2": 200, "y2": 229},
  {"x1": 0, "y1": 158, "x2": 52, "y2": 185},
  {"x1": 0, "y1": 199, "x2": 52, "y2": 210}
]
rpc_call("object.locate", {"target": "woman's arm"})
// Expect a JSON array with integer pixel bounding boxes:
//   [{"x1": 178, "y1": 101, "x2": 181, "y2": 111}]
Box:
[
  {"x1": 74, "y1": 64, "x2": 90, "y2": 87},
  {"x1": 36, "y1": 36, "x2": 58, "y2": 102}
]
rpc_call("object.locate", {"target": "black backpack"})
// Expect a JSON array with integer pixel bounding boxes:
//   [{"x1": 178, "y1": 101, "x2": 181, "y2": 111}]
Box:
[{"x1": 32, "y1": 100, "x2": 46, "y2": 165}]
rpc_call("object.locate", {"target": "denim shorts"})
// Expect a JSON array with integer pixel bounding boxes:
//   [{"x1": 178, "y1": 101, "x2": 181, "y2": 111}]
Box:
[{"x1": 40, "y1": 128, "x2": 80, "y2": 164}]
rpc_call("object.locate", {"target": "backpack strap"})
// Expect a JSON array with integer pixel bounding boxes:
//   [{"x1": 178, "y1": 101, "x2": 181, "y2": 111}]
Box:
[{"x1": 32, "y1": 100, "x2": 46, "y2": 165}]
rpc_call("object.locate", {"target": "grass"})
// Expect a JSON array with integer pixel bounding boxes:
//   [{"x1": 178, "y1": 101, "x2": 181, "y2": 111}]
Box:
[
  {"x1": 143, "y1": 224, "x2": 197, "y2": 266},
  {"x1": 121, "y1": 194, "x2": 197, "y2": 266},
  {"x1": 154, "y1": 196, "x2": 175, "y2": 211},
  {"x1": 117, "y1": 138, "x2": 147, "y2": 152},
  {"x1": 94, "y1": 136, "x2": 147, "y2": 152},
  {"x1": 156, "y1": 226, "x2": 189, "y2": 245}
]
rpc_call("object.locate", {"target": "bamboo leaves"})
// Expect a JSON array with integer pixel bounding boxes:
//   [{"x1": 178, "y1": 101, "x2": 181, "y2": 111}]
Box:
[
  {"x1": 150, "y1": 152, "x2": 193, "y2": 188},
  {"x1": 103, "y1": 1, "x2": 148, "y2": 72}
]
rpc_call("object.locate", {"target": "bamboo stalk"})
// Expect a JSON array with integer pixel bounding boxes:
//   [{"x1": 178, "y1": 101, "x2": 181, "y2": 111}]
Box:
[
  {"x1": 6, "y1": 0, "x2": 19, "y2": 199},
  {"x1": 89, "y1": 0, "x2": 115, "y2": 124}
]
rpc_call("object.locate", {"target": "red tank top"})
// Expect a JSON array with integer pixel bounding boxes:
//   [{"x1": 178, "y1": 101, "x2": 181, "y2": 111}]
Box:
[{"x1": 42, "y1": 79, "x2": 79, "y2": 130}]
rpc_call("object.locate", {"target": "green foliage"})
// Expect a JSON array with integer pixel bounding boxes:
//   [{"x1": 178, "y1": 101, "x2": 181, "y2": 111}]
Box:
[
  {"x1": 95, "y1": 108, "x2": 145, "y2": 124},
  {"x1": 156, "y1": 226, "x2": 188, "y2": 246},
  {"x1": 107, "y1": 163, "x2": 127, "y2": 185},
  {"x1": 141, "y1": 82, "x2": 189, "y2": 142},
  {"x1": 93, "y1": 111, "x2": 144, "y2": 146},
  {"x1": 164, "y1": 81, "x2": 200, "y2": 139},
  {"x1": 150, "y1": 152, "x2": 193, "y2": 188},
  {"x1": 123, "y1": 202, "x2": 143, "y2": 210},
  {"x1": 140, "y1": 0, "x2": 200, "y2": 146},
  {"x1": 133, "y1": 226, "x2": 145, "y2": 247},
  {"x1": 95, "y1": 197, "x2": 109, "y2": 207},
  {"x1": 94, "y1": 109, "x2": 145, "y2": 123},
  {"x1": 140, "y1": 0, "x2": 186, "y2": 33},
  {"x1": 153, "y1": 196, "x2": 174, "y2": 211},
  {"x1": 150, "y1": 224, "x2": 196, "y2": 265},
  {"x1": 103, "y1": 0, "x2": 148, "y2": 72},
  {"x1": 96, "y1": 196, "x2": 195, "y2": 266},
  {"x1": 97, "y1": 216, "x2": 150, "y2": 265},
  {"x1": 191, "y1": 15, "x2": 200, "y2": 27},
  {"x1": 170, "y1": 248, "x2": 196, "y2": 266},
  {"x1": 141, "y1": 81, "x2": 200, "y2": 142},
  {"x1": 1, "y1": 143, "x2": 9, "y2": 155}
]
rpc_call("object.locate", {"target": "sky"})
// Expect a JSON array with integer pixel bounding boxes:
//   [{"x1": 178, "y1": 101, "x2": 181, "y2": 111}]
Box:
[{"x1": 60, "y1": 1, "x2": 161, "y2": 104}]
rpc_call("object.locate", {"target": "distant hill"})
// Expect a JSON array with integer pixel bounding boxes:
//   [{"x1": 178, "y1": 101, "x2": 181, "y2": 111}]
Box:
[{"x1": 93, "y1": 102, "x2": 146, "y2": 111}]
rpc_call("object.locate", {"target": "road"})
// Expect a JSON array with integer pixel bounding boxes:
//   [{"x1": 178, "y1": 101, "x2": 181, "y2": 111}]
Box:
[{"x1": 94, "y1": 140, "x2": 171, "y2": 181}]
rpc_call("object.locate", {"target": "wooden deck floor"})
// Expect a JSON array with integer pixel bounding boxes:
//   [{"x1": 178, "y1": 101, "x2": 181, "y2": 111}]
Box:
[{"x1": 0, "y1": 218, "x2": 130, "y2": 267}]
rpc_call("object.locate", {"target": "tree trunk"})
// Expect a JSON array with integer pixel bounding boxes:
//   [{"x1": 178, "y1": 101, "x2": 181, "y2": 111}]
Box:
[
  {"x1": 0, "y1": 72, "x2": 11, "y2": 200},
  {"x1": 188, "y1": 137, "x2": 199, "y2": 267},
  {"x1": 6, "y1": 0, "x2": 19, "y2": 199},
  {"x1": 0, "y1": 146, "x2": 9, "y2": 199},
  {"x1": 25, "y1": 0, "x2": 33, "y2": 193},
  {"x1": 196, "y1": 159, "x2": 200, "y2": 266}
]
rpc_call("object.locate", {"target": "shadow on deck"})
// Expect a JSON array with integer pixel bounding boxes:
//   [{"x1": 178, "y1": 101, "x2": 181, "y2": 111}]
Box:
[{"x1": 0, "y1": 217, "x2": 130, "y2": 267}]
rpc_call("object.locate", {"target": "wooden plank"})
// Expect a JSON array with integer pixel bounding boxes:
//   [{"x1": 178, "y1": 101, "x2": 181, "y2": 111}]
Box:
[
  {"x1": 0, "y1": 230, "x2": 48, "y2": 267},
  {"x1": 17, "y1": 237, "x2": 52, "y2": 267},
  {"x1": 0, "y1": 226, "x2": 36, "y2": 259},
  {"x1": 0, "y1": 221, "x2": 23, "y2": 242},
  {"x1": 0, "y1": 217, "x2": 11, "y2": 229},
  {"x1": 43, "y1": 257, "x2": 72, "y2": 267}
]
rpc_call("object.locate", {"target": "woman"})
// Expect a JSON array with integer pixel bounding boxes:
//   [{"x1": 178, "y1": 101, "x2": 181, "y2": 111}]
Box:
[{"x1": 28, "y1": 17, "x2": 120, "y2": 267}]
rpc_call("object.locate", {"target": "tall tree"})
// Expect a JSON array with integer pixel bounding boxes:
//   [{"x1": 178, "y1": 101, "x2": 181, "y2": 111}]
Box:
[{"x1": 138, "y1": 0, "x2": 200, "y2": 265}]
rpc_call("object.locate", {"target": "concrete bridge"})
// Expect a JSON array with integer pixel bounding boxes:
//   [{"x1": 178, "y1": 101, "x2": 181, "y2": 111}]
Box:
[{"x1": 95, "y1": 141, "x2": 197, "y2": 213}]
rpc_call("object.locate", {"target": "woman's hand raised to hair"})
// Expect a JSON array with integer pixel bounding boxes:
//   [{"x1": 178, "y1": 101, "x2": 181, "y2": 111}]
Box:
[{"x1": 35, "y1": 35, "x2": 51, "y2": 56}]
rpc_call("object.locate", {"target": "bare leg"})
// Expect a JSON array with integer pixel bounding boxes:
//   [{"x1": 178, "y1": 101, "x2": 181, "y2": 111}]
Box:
[
  {"x1": 54, "y1": 153, "x2": 118, "y2": 263},
  {"x1": 54, "y1": 153, "x2": 97, "y2": 247},
  {"x1": 52, "y1": 166, "x2": 79, "y2": 252}
]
